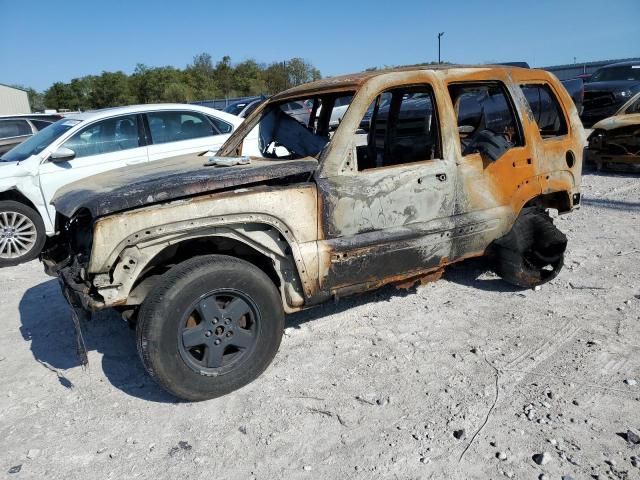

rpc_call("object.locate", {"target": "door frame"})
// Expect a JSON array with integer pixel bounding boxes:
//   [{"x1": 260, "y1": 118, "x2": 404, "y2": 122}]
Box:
[{"x1": 314, "y1": 73, "x2": 458, "y2": 294}]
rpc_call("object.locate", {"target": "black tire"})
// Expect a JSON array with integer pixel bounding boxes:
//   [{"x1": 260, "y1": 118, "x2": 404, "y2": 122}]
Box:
[
  {"x1": 0, "y1": 200, "x2": 46, "y2": 267},
  {"x1": 490, "y1": 208, "x2": 567, "y2": 289},
  {"x1": 136, "y1": 254, "x2": 284, "y2": 401}
]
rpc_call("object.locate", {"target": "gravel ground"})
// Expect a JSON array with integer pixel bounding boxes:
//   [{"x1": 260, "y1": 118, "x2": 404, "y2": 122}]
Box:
[{"x1": 0, "y1": 170, "x2": 639, "y2": 480}]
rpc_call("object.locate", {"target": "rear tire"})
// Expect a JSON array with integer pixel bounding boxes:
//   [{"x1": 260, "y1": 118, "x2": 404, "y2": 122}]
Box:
[
  {"x1": 491, "y1": 208, "x2": 567, "y2": 288},
  {"x1": 136, "y1": 254, "x2": 284, "y2": 401},
  {"x1": 0, "y1": 200, "x2": 46, "y2": 267}
]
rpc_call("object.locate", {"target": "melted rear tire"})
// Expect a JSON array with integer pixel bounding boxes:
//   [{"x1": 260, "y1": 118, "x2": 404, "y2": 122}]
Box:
[{"x1": 491, "y1": 208, "x2": 567, "y2": 288}]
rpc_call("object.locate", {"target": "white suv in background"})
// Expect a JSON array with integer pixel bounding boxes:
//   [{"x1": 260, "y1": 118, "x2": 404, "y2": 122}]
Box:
[{"x1": 0, "y1": 104, "x2": 258, "y2": 267}]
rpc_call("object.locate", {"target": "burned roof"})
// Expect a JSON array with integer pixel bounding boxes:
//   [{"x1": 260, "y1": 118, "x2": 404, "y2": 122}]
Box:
[{"x1": 271, "y1": 64, "x2": 526, "y2": 101}]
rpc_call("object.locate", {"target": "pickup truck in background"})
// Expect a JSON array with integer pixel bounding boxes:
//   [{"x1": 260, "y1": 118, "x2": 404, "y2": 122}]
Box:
[{"x1": 580, "y1": 60, "x2": 640, "y2": 127}]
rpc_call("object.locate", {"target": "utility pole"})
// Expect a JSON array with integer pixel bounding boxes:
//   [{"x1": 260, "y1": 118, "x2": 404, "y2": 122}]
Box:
[
  {"x1": 283, "y1": 60, "x2": 287, "y2": 90},
  {"x1": 438, "y1": 32, "x2": 445, "y2": 64}
]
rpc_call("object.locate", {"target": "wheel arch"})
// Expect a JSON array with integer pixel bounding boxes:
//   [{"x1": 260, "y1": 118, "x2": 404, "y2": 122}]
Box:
[
  {"x1": 0, "y1": 189, "x2": 39, "y2": 213},
  {"x1": 112, "y1": 223, "x2": 311, "y2": 314},
  {"x1": 523, "y1": 190, "x2": 572, "y2": 214}
]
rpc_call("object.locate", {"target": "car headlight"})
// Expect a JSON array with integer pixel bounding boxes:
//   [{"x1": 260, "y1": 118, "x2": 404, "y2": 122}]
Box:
[{"x1": 616, "y1": 86, "x2": 640, "y2": 99}]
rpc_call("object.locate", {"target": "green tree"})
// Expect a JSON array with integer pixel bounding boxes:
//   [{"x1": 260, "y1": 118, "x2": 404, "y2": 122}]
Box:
[
  {"x1": 185, "y1": 53, "x2": 219, "y2": 100},
  {"x1": 286, "y1": 57, "x2": 320, "y2": 86},
  {"x1": 215, "y1": 55, "x2": 233, "y2": 99},
  {"x1": 163, "y1": 82, "x2": 193, "y2": 103},
  {"x1": 263, "y1": 62, "x2": 288, "y2": 93},
  {"x1": 89, "y1": 71, "x2": 133, "y2": 108},
  {"x1": 233, "y1": 59, "x2": 264, "y2": 96},
  {"x1": 44, "y1": 82, "x2": 76, "y2": 110},
  {"x1": 130, "y1": 64, "x2": 187, "y2": 103},
  {"x1": 68, "y1": 76, "x2": 95, "y2": 111},
  {"x1": 35, "y1": 53, "x2": 323, "y2": 110}
]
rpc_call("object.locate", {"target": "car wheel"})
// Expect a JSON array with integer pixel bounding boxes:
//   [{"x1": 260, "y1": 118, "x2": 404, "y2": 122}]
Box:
[
  {"x1": 0, "y1": 200, "x2": 46, "y2": 267},
  {"x1": 136, "y1": 254, "x2": 285, "y2": 401},
  {"x1": 490, "y1": 208, "x2": 567, "y2": 288}
]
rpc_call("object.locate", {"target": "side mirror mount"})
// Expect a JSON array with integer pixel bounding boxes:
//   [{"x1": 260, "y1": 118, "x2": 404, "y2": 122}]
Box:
[{"x1": 50, "y1": 147, "x2": 76, "y2": 162}]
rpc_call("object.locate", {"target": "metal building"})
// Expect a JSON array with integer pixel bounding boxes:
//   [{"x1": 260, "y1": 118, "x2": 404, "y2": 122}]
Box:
[
  {"x1": 540, "y1": 57, "x2": 640, "y2": 81},
  {"x1": 0, "y1": 84, "x2": 31, "y2": 115}
]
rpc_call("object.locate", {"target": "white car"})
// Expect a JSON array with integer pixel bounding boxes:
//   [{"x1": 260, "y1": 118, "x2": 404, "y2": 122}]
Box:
[
  {"x1": 312, "y1": 95, "x2": 353, "y2": 129},
  {"x1": 0, "y1": 104, "x2": 258, "y2": 267}
]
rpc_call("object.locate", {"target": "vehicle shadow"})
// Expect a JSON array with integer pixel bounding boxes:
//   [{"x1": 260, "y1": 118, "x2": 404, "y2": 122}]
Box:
[
  {"x1": 19, "y1": 259, "x2": 516, "y2": 401},
  {"x1": 287, "y1": 284, "x2": 416, "y2": 328},
  {"x1": 582, "y1": 165, "x2": 640, "y2": 178},
  {"x1": 287, "y1": 258, "x2": 520, "y2": 328},
  {"x1": 442, "y1": 257, "x2": 524, "y2": 293},
  {"x1": 18, "y1": 279, "x2": 178, "y2": 403},
  {"x1": 581, "y1": 197, "x2": 640, "y2": 212}
]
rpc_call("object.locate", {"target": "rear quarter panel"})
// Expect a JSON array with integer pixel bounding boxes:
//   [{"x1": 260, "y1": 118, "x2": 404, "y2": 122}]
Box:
[{"x1": 437, "y1": 67, "x2": 584, "y2": 220}]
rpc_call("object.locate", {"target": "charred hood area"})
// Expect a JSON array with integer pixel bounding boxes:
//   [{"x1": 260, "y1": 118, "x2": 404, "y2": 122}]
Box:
[{"x1": 52, "y1": 154, "x2": 318, "y2": 218}]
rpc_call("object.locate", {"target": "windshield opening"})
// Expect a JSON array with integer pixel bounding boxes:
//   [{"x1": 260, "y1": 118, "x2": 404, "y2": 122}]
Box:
[
  {"x1": 256, "y1": 92, "x2": 355, "y2": 160},
  {"x1": 1, "y1": 119, "x2": 80, "y2": 162},
  {"x1": 589, "y1": 65, "x2": 640, "y2": 83}
]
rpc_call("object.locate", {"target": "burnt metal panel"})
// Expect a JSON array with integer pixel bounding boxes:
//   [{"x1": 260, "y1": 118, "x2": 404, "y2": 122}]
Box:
[{"x1": 52, "y1": 154, "x2": 318, "y2": 218}]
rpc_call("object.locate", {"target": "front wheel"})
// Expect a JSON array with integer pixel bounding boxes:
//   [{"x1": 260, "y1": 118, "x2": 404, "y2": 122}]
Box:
[
  {"x1": 0, "y1": 200, "x2": 46, "y2": 267},
  {"x1": 136, "y1": 255, "x2": 285, "y2": 401},
  {"x1": 491, "y1": 208, "x2": 567, "y2": 288}
]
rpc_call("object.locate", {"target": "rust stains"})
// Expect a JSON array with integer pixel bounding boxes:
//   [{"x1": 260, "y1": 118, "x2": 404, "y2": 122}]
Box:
[{"x1": 394, "y1": 268, "x2": 445, "y2": 290}]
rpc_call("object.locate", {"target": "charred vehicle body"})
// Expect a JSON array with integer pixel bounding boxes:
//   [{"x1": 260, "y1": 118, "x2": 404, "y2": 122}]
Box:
[
  {"x1": 43, "y1": 66, "x2": 585, "y2": 401},
  {"x1": 586, "y1": 92, "x2": 640, "y2": 172}
]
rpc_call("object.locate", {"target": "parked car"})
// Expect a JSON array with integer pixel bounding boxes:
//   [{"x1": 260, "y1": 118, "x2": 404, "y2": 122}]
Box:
[
  {"x1": 223, "y1": 96, "x2": 267, "y2": 118},
  {"x1": 586, "y1": 91, "x2": 640, "y2": 171},
  {"x1": 0, "y1": 114, "x2": 63, "y2": 155},
  {"x1": 0, "y1": 104, "x2": 257, "y2": 267},
  {"x1": 581, "y1": 60, "x2": 640, "y2": 127},
  {"x1": 281, "y1": 100, "x2": 312, "y2": 125},
  {"x1": 312, "y1": 95, "x2": 355, "y2": 130},
  {"x1": 44, "y1": 65, "x2": 583, "y2": 401}
]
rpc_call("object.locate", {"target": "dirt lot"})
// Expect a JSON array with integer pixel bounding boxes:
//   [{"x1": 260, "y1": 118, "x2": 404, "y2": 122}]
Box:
[{"x1": 1, "y1": 170, "x2": 639, "y2": 480}]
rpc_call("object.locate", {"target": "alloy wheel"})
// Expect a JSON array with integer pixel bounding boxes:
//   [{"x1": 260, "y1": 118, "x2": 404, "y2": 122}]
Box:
[
  {"x1": 0, "y1": 211, "x2": 37, "y2": 259},
  {"x1": 178, "y1": 289, "x2": 260, "y2": 375}
]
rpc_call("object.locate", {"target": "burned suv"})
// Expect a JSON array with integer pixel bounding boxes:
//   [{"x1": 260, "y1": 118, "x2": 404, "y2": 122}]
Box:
[{"x1": 43, "y1": 66, "x2": 585, "y2": 401}]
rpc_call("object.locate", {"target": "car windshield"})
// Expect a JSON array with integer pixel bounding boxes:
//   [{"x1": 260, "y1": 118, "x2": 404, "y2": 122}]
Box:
[
  {"x1": 589, "y1": 65, "x2": 640, "y2": 82},
  {"x1": 0, "y1": 118, "x2": 81, "y2": 162}
]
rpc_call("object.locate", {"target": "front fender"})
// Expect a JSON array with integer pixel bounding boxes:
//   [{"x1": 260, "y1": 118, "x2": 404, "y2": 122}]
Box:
[{"x1": 91, "y1": 219, "x2": 314, "y2": 312}]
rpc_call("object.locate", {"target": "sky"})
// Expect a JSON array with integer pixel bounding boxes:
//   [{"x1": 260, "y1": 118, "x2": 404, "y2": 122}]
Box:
[{"x1": 1, "y1": 0, "x2": 639, "y2": 92}]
